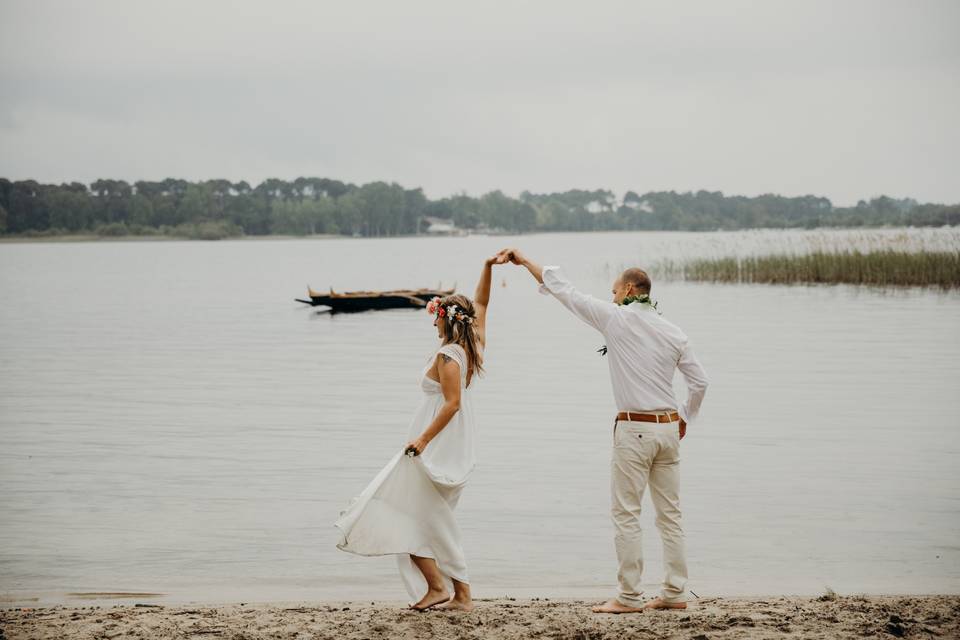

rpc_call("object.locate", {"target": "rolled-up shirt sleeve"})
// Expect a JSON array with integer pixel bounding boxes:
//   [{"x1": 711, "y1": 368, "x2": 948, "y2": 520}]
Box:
[
  {"x1": 676, "y1": 341, "x2": 709, "y2": 426},
  {"x1": 538, "y1": 265, "x2": 617, "y2": 333}
]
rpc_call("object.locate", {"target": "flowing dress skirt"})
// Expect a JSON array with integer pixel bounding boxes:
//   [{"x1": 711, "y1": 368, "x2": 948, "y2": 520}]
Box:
[{"x1": 334, "y1": 343, "x2": 475, "y2": 601}]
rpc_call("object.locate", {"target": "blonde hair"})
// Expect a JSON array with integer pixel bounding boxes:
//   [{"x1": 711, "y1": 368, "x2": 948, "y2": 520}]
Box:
[{"x1": 437, "y1": 293, "x2": 484, "y2": 382}]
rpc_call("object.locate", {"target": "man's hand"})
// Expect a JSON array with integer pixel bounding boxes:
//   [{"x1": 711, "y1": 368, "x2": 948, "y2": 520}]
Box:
[
  {"x1": 405, "y1": 436, "x2": 430, "y2": 456},
  {"x1": 679, "y1": 419, "x2": 687, "y2": 440}
]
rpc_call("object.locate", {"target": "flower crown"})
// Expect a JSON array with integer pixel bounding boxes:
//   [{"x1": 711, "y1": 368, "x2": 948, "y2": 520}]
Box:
[{"x1": 426, "y1": 296, "x2": 474, "y2": 325}]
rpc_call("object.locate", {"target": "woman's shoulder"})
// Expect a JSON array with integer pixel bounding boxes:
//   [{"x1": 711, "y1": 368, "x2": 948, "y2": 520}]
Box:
[
  {"x1": 437, "y1": 341, "x2": 467, "y2": 359},
  {"x1": 436, "y1": 342, "x2": 469, "y2": 369}
]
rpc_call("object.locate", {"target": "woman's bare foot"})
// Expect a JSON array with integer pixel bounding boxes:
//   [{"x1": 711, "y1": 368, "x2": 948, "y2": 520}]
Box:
[
  {"x1": 409, "y1": 587, "x2": 450, "y2": 611},
  {"x1": 591, "y1": 598, "x2": 644, "y2": 614},
  {"x1": 643, "y1": 597, "x2": 687, "y2": 610},
  {"x1": 438, "y1": 597, "x2": 474, "y2": 612},
  {"x1": 439, "y1": 579, "x2": 473, "y2": 612}
]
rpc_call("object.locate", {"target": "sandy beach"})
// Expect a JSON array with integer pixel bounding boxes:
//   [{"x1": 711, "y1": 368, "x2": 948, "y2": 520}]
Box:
[{"x1": 2, "y1": 595, "x2": 958, "y2": 639}]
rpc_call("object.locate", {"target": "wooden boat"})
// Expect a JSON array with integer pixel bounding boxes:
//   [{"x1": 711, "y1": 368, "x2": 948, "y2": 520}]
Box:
[{"x1": 296, "y1": 285, "x2": 455, "y2": 312}]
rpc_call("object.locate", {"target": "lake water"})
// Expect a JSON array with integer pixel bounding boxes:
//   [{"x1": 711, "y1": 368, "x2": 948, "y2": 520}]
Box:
[{"x1": 1, "y1": 229, "x2": 959, "y2": 605}]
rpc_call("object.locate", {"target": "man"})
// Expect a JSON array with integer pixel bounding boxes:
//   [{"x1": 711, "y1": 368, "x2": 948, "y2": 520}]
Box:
[{"x1": 499, "y1": 248, "x2": 709, "y2": 614}]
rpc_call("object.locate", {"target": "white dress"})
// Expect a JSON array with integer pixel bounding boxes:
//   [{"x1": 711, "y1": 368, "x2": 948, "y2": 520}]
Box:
[{"x1": 334, "y1": 342, "x2": 477, "y2": 601}]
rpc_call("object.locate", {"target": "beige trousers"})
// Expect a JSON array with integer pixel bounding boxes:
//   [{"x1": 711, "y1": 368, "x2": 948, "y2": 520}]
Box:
[{"x1": 611, "y1": 418, "x2": 688, "y2": 606}]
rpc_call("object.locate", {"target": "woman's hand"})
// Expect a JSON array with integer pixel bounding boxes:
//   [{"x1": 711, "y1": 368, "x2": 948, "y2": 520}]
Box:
[{"x1": 405, "y1": 435, "x2": 430, "y2": 456}]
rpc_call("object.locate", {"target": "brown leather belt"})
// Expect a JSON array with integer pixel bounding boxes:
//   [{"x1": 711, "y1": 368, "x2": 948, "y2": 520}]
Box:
[{"x1": 616, "y1": 411, "x2": 680, "y2": 424}]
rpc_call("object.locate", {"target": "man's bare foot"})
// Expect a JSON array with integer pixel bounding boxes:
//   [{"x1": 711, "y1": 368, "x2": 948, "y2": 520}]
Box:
[
  {"x1": 643, "y1": 597, "x2": 687, "y2": 610},
  {"x1": 591, "y1": 598, "x2": 644, "y2": 614},
  {"x1": 438, "y1": 597, "x2": 474, "y2": 612},
  {"x1": 409, "y1": 587, "x2": 450, "y2": 611}
]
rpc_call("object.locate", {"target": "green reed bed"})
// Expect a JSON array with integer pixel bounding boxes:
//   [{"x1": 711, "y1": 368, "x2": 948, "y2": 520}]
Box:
[{"x1": 659, "y1": 251, "x2": 960, "y2": 288}]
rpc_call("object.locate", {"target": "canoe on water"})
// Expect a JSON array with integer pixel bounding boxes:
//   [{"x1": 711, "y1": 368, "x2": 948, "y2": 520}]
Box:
[{"x1": 295, "y1": 286, "x2": 455, "y2": 312}]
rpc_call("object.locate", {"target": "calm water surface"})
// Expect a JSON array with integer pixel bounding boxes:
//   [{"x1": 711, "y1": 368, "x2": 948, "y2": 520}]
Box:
[{"x1": 1, "y1": 229, "x2": 958, "y2": 605}]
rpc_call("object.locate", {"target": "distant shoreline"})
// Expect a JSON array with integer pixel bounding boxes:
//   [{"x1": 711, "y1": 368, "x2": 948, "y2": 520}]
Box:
[
  {"x1": 2, "y1": 225, "x2": 957, "y2": 245},
  {"x1": 0, "y1": 233, "x2": 342, "y2": 244}
]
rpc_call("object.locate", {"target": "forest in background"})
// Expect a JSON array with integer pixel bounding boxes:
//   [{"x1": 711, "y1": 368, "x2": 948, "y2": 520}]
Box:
[{"x1": 1, "y1": 177, "x2": 958, "y2": 240}]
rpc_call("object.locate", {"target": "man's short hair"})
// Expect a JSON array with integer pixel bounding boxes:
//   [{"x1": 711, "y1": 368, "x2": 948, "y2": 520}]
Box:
[{"x1": 621, "y1": 268, "x2": 652, "y2": 294}]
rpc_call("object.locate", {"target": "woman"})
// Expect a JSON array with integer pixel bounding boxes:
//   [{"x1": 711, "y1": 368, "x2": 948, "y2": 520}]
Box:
[{"x1": 334, "y1": 254, "x2": 502, "y2": 612}]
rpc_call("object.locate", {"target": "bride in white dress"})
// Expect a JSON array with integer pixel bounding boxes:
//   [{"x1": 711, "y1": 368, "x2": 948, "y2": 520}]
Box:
[{"x1": 335, "y1": 255, "x2": 503, "y2": 612}]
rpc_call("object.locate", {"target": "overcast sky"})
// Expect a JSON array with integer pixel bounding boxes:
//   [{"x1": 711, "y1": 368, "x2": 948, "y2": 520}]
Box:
[{"x1": 1, "y1": 0, "x2": 957, "y2": 205}]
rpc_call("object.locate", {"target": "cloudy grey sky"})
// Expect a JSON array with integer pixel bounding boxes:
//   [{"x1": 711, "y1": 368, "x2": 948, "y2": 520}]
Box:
[{"x1": 1, "y1": 0, "x2": 957, "y2": 205}]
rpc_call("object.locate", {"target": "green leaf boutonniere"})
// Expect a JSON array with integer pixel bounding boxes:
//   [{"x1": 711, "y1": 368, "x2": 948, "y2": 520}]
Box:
[{"x1": 620, "y1": 294, "x2": 658, "y2": 310}]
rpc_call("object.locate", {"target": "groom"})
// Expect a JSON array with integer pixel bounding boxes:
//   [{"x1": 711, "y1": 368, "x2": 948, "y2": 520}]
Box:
[{"x1": 499, "y1": 248, "x2": 709, "y2": 614}]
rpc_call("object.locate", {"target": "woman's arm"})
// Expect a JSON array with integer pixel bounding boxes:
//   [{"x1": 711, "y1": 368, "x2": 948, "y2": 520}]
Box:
[
  {"x1": 472, "y1": 254, "x2": 502, "y2": 345},
  {"x1": 405, "y1": 355, "x2": 462, "y2": 455},
  {"x1": 475, "y1": 256, "x2": 496, "y2": 307}
]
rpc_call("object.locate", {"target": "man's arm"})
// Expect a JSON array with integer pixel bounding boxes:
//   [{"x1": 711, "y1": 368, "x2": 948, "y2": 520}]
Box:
[
  {"x1": 514, "y1": 253, "x2": 544, "y2": 284},
  {"x1": 500, "y1": 248, "x2": 616, "y2": 333},
  {"x1": 677, "y1": 341, "x2": 709, "y2": 430}
]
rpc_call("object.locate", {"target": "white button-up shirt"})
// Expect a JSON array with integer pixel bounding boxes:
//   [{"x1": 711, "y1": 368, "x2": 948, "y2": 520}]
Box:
[{"x1": 539, "y1": 266, "x2": 709, "y2": 425}]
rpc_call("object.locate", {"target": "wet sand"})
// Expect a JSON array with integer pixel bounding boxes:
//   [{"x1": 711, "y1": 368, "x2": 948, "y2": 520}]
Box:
[{"x1": 2, "y1": 595, "x2": 958, "y2": 639}]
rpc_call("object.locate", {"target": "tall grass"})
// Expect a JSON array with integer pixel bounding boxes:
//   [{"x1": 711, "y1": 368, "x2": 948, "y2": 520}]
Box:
[{"x1": 657, "y1": 250, "x2": 960, "y2": 288}]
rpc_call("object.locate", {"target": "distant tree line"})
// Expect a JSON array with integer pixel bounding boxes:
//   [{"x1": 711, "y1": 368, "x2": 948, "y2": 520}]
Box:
[{"x1": 1, "y1": 177, "x2": 957, "y2": 239}]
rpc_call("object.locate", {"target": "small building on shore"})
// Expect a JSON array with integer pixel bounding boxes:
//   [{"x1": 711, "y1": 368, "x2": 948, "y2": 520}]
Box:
[{"x1": 421, "y1": 216, "x2": 457, "y2": 235}]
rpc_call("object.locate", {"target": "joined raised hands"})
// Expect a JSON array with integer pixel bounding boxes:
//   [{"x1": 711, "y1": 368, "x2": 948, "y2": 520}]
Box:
[
  {"x1": 494, "y1": 247, "x2": 524, "y2": 265},
  {"x1": 486, "y1": 252, "x2": 512, "y2": 266},
  {"x1": 493, "y1": 247, "x2": 543, "y2": 284}
]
